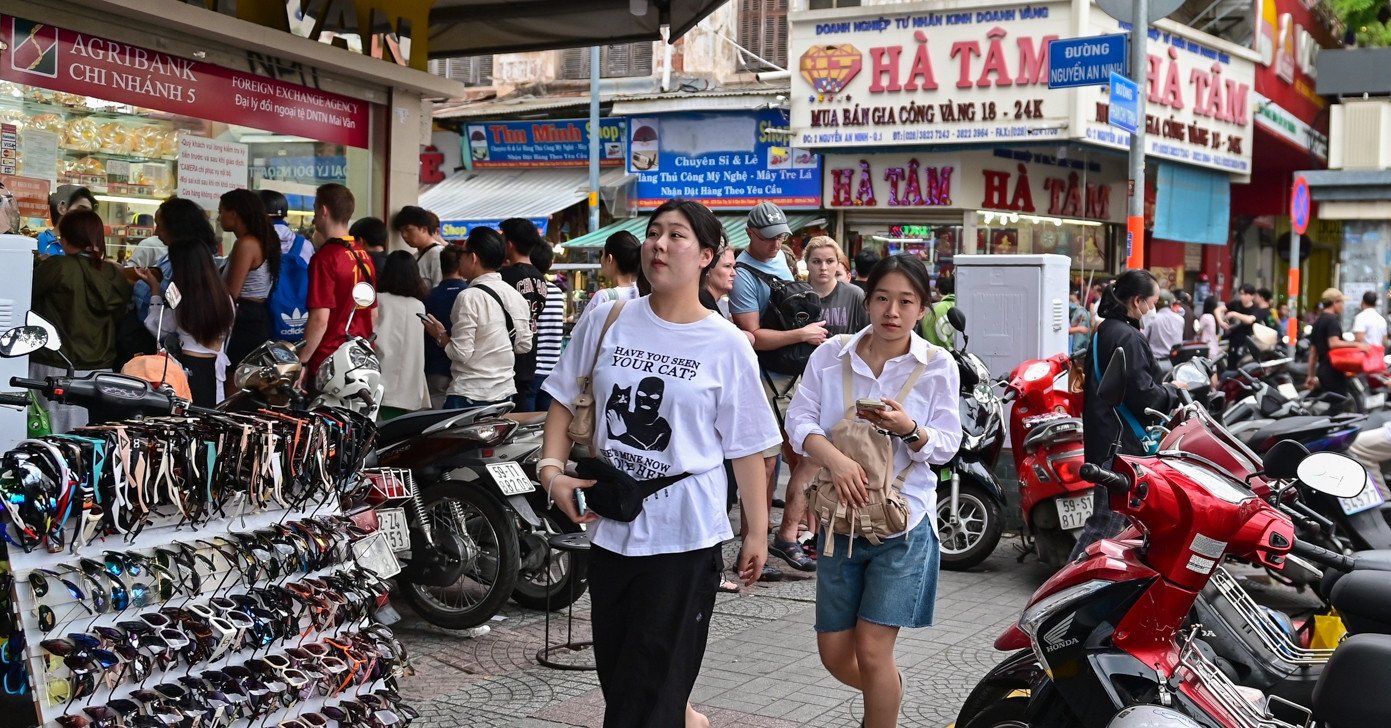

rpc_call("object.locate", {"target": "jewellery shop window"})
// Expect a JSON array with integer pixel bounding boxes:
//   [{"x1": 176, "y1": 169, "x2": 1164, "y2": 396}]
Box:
[
  {"x1": 0, "y1": 80, "x2": 373, "y2": 259},
  {"x1": 975, "y1": 211, "x2": 1116, "y2": 273},
  {"x1": 845, "y1": 222, "x2": 963, "y2": 278}
]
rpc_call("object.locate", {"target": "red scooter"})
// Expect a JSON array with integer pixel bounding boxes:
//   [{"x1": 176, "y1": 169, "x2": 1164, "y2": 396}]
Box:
[
  {"x1": 955, "y1": 351, "x2": 1374, "y2": 728},
  {"x1": 1002, "y1": 352, "x2": 1093, "y2": 569}
]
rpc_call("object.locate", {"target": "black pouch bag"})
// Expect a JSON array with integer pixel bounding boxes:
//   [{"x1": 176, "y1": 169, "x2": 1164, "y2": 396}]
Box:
[{"x1": 574, "y1": 457, "x2": 688, "y2": 522}]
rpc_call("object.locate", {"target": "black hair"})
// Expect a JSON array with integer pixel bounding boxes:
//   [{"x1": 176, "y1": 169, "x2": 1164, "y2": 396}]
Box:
[
  {"x1": 166, "y1": 238, "x2": 234, "y2": 349},
  {"x1": 1365, "y1": 290, "x2": 1379, "y2": 307},
  {"x1": 603, "y1": 231, "x2": 641, "y2": 276},
  {"x1": 49, "y1": 186, "x2": 97, "y2": 224},
  {"x1": 57, "y1": 209, "x2": 108, "y2": 269},
  {"x1": 157, "y1": 197, "x2": 217, "y2": 253},
  {"x1": 530, "y1": 241, "x2": 554, "y2": 275},
  {"x1": 378, "y1": 250, "x2": 427, "y2": 300},
  {"x1": 1256, "y1": 287, "x2": 1273, "y2": 302},
  {"x1": 349, "y1": 217, "x2": 389, "y2": 250},
  {"x1": 1239, "y1": 283, "x2": 1256, "y2": 295},
  {"x1": 465, "y1": 227, "x2": 506, "y2": 270},
  {"x1": 853, "y1": 249, "x2": 880, "y2": 277},
  {"x1": 865, "y1": 254, "x2": 933, "y2": 304},
  {"x1": 1097, "y1": 269, "x2": 1159, "y2": 320},
  {"x1": 1203, "y1": 296, "x2": 1220, "y2": 317},
  {"x1": 220, "y1": 189, "x2": 281, "y2": 287},
  {"x1": 440, "y1": 245, "x2": 463, "y2": 277},
  {"x1": 499, "y1": 218, "x2": 543, "y2": 256},
  {"x1": 638, "y1": 198, "x2": 724, "y2": 297},
  {"x1": 390, "y1": 205, "x2": 434, "y2": 232},
  {"x1": 936, "y1": 274, "x2": 955, "y2": 296}
]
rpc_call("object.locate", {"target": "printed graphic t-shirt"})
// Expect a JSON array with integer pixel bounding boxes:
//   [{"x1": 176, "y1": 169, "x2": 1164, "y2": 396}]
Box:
[
  {"x1": 818, "y1": 282, "x2": 868, "y2": 336},
  {"x1": 543, "y1": 297, "x2": 782, "y2": 556},
  {"x1": 501, "y1": 263, "x2": 547, "y2": 383}
]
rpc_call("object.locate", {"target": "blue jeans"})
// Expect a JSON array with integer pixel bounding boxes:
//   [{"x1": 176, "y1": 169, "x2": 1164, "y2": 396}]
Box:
[
  {"x1": 814, "y1": 517, "x2": 940, "y2": 632},
  {"x1": 531, "y1": 375, "x2": 553, "y2": 413},
  {"x1": 442, "y1": 395, "x2": 506, "y2": 410}
]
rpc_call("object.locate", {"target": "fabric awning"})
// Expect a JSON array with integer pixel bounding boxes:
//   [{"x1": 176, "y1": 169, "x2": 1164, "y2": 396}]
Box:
[
  {"x1": 563, "y1": 213, "x2": 826, "y2": 249},
  {"x1": 421, "y1": 168, "x2": 633, "y2": 237},
  {"x1": 429, "y1": 0, "x2": 728, "y2": 57}
]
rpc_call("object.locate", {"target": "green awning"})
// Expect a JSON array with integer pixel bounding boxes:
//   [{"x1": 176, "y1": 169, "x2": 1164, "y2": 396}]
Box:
[{"x1": 562, "y1": 213, "x2": 826, "y2": 249}]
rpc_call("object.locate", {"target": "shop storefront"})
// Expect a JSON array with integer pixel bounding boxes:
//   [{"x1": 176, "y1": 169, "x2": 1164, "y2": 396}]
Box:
[
  {"x1": 790, "y1": 0, "x2": 1256, "y2": 283},
  {"x1": 0, "y1": 0, "x2": 456, "y2": 255}
]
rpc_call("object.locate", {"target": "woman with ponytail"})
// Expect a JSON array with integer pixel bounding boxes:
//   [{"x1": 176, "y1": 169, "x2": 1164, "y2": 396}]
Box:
[{"x1": 1074, "y1": 269, "x2": 1182, "y2": 558}]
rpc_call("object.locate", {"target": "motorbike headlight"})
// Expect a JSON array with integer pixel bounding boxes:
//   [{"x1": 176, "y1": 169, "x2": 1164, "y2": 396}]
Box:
[
  {"x1": 315, "y1": 359, "x2": 334, "y2": 392},
  {"x1": 1018, "y1": 579, "x2": 1112, "y2": 667},
  {"x1": 348, "y1": 343, "x2": 379, "y2": 372}
]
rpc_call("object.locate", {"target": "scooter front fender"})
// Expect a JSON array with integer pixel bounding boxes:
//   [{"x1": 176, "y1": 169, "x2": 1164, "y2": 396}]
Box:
[{"x1": 956, "y1": 649, "x2": 1043, "y2": 727}]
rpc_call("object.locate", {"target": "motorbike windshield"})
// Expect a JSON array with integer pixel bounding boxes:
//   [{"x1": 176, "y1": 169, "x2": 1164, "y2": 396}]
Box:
[{"x1": 1165, "y1": 458, "x2": 1253, "y2": 504}]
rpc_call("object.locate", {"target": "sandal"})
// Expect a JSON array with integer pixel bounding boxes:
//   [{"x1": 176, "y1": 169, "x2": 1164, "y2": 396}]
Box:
[
  {"x1": 717, "y1": 578, "x2": 740, "y2": 594},
  {"x1": 771, "y1": 539, "x2": 817, "y2": 572}
]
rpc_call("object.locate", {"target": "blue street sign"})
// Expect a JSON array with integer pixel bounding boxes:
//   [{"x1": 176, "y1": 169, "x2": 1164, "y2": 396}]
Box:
[
  {"x1": 1291, "y1": 176, "x2": 1310, "y2": 235},
  {"x1": 1047, "y1": 34, "x2": 1129, "y2": 89},
  {"x1": 1108, "y1": 72, "x2": 1141, "y2": 134}
]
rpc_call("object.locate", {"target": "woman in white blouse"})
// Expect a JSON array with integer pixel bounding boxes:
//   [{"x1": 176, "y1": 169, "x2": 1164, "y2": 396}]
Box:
[{"x1": 785, "y1": 254, "x2": 962, "y2": 728}]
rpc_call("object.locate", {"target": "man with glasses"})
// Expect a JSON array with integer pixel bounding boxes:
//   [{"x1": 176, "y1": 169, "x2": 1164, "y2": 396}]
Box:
[{"x1": 731, "y1": 202, "x2": 828, "y2": 579}]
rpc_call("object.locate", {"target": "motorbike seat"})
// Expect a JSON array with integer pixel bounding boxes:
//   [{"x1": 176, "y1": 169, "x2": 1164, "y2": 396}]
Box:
[
  {"x1": 377, "y1": 408, "x2": 487, "y2": 446},
  {"x1": 1312, "y1": 633, "x2": 1391, "y2": 728},
  {"x1": 1329, "y1": 570, "x2": 1391, "y2": 635},
  {"x1": 1321, "y1": 549, "x2": 1391, "y2": 597},
  {"x1": 1021, "y1": 417, "x2": 1083, "y2": 452},
  {"x1": 1240, "y1": 415, "x2": 1340, "y2": 449}
]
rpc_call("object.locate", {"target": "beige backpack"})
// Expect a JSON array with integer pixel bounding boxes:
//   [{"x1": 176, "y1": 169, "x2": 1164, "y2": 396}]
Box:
[{"x1": 807, "y1": 335, "x2": 930, "y2": 556}]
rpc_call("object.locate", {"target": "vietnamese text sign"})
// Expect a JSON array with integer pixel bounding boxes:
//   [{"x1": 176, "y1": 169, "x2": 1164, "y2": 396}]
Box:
[
  {"x1": 439, "y1": 218, "x2": 549, "y2": 239},
  {"x1": 1, "y1": 15, "x2": 370, "y2": 148},
  {"x1": 177, "y1": 135, "x2": 248, "y2": 210},
  {"x1": 464, "y1": 119, "x2": 627, "y2": 168},
  {"x1": 0, "y1": 174, "x2": 49, "y2": 221},
  {"x1": 790, "y1": 1, "x2": 1072, "y2": 148},
  {"x1": 1047, "y1": 34, "x2": 1128, "y2": 89},
  {"x1": 629, "y1": 111, "x2": 821, "y2": 210},
  {"x1": 1108, "y1": 72, "x2": 1140, "y2": 133}
]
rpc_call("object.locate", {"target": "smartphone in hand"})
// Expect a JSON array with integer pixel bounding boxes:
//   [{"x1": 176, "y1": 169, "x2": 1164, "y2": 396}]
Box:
[
  {"x1": 574, "y1": 488, "x2": 588, "y2": 517},
  {"x1": 416, "y1": 313, "x2": 431, "y2": 322},
  {"x1": 855, "y1": 398, "x2": 887, "y2": 411}
]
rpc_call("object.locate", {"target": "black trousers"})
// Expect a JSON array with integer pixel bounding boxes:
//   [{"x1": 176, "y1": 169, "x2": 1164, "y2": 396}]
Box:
[
  {"x1": 176, "y1": 352, "x2": 219, "y2": 408},
  {"x1": 589, "y1": 544, "x2": 721, "y2": 728},
  {"x1": 227, "y1": 299, "x2": 273, "y2": 369},
  {"x1": 1317, "y1": 362, "x2": 1351, "y2": 412}
]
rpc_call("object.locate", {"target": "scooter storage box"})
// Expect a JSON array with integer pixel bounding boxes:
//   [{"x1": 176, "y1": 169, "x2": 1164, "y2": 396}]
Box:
[{"x1": 1311, "y1": 633, "x2": 1391, "y2": 728}]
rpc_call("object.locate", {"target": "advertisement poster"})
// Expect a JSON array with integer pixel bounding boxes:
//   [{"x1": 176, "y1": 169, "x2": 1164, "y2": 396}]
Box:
[
  {"x1": 0, "y1": 174, "x2": 49, "y2": 234},
  {"x1": 464, "y1": 119, "x2": 626, "y2": 168},
  {"x1": 20, "y1": 129, "x2": 58, "y2": 183},
  {"x1": 627, "y1": 110, "x2": 821, "y2": 210},
  {"x1": 1, "y1": 15, "x2": 370, "y2": 148},
  {"x1": 177, "y1": 135, "x2": 248, "y2": 210}
]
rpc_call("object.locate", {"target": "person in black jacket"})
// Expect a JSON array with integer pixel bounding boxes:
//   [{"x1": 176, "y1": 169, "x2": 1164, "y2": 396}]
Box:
[{"x1": 1074, "y1": 269, "x2": 1182, "y2": 559}]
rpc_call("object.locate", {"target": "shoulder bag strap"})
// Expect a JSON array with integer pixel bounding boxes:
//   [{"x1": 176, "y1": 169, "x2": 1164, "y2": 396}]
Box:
[
  {"x1": 889, "y1": 358, "x2": 933, "y2": 487},
  {"x1": 837, "y1": 335, "x2": 855, "y2": 411},
  {"x1": 474, "y1": 284, "x2": 517, "y2": 342},
  {"x1": 579, "y1": 300, "x2": 627, "y2": 389}
]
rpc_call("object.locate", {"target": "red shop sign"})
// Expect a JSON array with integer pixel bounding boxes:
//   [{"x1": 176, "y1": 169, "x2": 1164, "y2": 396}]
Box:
[{"x1": 1, "y1": 16, "x2": 369, "y2": 148}]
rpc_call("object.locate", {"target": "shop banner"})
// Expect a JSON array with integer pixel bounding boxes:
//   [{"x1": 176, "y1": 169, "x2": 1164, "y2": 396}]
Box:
[
  {"x1": 627, "y1": 110, "x2": 821, "y2": 210},
  {"x1": 439, "y1": 218, "x2": 549, "y2": 240},
  {"x1": 1, "y1": 16, "x2": 370, "y2": 148},
  {"x1": 177, "y1": 135, "x2": 248, "y2": 210},
  {"x1": 790, "y1": 1, "x2": 1072, "y2": 148},
  {"x1": 463, "y1": 119, "x2": 627, "y2": 168}
]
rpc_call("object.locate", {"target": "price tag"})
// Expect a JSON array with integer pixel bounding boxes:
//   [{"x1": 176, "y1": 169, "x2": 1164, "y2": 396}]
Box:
[{"x1": 164, "y1": 281, "x2": 182, "y2": 309}]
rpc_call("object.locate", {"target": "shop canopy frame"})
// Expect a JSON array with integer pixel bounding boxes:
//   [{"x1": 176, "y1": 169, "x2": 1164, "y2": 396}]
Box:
[
  {"x1": 563, "y1": 213, "x2": 827, "y2": 250},
  {"x1": 428, "y1": 0, "x2": 728, "y2": 57},
  {"x1": 421, "y1": 168, "x2": 636, "y2": 231}
]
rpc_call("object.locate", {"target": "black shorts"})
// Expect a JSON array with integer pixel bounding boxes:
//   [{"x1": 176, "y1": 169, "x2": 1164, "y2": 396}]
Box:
[{"x1": 227, "y1": 300, "x2": 273, "y2": 370}]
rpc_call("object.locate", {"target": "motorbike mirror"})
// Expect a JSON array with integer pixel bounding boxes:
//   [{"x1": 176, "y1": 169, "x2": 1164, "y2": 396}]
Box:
[
  {"x1": 947, "y1": 307, "x2": 966, "y2": 333},
  {"x1": 1172, "y1": 361, "x2": 1208, "y2": 391},
  {"x1": 25, "y1": 312, "x2": 62, "y2": 352},
  {"x1": 351, "y1": 282, "x2": 377, "y2": 308},
  {"x1": 1098, "y1": 348, "x2": 1127, "y2": 407},
  {"x1": 1262, "y1": 439, "x2": 1310, "y2": 481},
  {"x1": 1296, "y1": 452, "x2": 1370, "y2": 499},
  {"x1": 0, "y1": 326, "x2": 48, "y2": 357}
]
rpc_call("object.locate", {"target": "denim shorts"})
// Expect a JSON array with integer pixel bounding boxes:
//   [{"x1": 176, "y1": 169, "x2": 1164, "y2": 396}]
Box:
[{"x1": 814, "y1": 517, "x2": 940, "y2": 633}]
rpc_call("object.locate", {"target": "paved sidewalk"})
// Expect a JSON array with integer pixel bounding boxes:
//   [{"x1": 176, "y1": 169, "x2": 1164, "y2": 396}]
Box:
[{"x1": 395, "y1": 536, "x2": 1046, "y2": 728}]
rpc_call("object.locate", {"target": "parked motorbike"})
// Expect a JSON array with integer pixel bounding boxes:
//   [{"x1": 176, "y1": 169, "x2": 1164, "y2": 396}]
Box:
[
  {"x1": 955, "y1": 348, "x2": 1374, "y2": 728},
  {"x1": 936, "y1": 308, "x2": 1007, "y2": 570}
]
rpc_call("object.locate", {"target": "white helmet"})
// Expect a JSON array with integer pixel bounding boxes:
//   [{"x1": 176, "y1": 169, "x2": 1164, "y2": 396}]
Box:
[
  {"x1": 1105, "y1": 706, "x2": 1205, "y2": 728},
  {"x1": 312, "y1": 337, "x2": 383, "y2": 419}
]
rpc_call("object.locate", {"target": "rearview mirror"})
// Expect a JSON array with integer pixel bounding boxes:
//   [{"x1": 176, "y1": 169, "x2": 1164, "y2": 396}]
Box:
[
  {"x1": 351, "y1": 282, "x2": 377, "y2": 308},
  {"x1": 25, "y1": 312, "x2": 62, "y2": 352},
  {"x1": 1173, "y1": 361, "x2": 1209, "y2": 391},
  {"x1": 947, "y1": 307, "x2": 966, "y2": 333},
  {"x1": 1098, "y1": 348, "x2": 1127, "y2": 407},
  {"x1": 1297, "y1": 452, "x2": 1370, "y2": 499},
  {"x1": 0, "y1": 326, "x2": 48, "y2": 357},
  {"x1": 1262, "y1": 439, "x2": 1309, "y2": 481}
]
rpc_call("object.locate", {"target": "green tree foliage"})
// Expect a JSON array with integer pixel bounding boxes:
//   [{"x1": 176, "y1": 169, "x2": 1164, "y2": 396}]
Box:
[{"x1": 1330, "y1": 0, "x2": 1391, "y2": 46}]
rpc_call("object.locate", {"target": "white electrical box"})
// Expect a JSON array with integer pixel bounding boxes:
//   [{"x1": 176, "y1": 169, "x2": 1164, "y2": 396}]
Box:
[
  {"x1": 954, "y1": 254, "x2": 1071, "y2": 381},
  {"x1": 0, "y1": 235, "x2": 34, "y2": 452}
]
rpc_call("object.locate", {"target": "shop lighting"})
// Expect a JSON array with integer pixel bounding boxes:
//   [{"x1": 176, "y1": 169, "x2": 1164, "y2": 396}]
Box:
[
  {"x1": 94, "y1": 194, "x2": 160, "y2": 206},
  {"x1": 871, "y1": 236, "x2": 934, "y2": 244},
  {"x1": 975, "y1": 210, "x2": 1103, "y2": 227}
]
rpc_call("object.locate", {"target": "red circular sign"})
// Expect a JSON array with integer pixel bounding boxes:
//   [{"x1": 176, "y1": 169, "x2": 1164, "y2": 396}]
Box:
[{"x1": 1291, "y1": 176, "x2": 1311, "y2": 235}]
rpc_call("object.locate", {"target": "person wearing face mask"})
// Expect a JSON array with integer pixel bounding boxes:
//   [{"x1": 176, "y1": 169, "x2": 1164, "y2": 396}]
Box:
[{"x1": 1074, "y1": 269, "x2": 1183, "y2": 559}]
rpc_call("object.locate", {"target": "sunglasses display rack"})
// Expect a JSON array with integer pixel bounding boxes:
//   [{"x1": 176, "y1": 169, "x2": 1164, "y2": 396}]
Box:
[{"x1": 0, "y1": 407, "x2": 416, "y2": 728}]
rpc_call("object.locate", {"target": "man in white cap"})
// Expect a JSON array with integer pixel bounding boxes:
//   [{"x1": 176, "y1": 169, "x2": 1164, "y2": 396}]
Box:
[{"x1": 731, "y1": 201, "x2": 827, "y2": 580}]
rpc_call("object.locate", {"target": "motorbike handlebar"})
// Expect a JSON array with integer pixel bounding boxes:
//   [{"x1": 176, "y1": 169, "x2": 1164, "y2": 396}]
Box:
[
  {"x1": 11, "y1": 372, "x2": 185, "y2": 416},
  {"x1": 1290, "y1": 539, "x2": 1356, "y2": 573},
  {"x1": 0, "y1": 393, "x2": 28, "y2": 407},
  {"x1": 1079, "y1": 463, "x2": 1131, "y2": 493},
  {"x1": 11, "y1": 377, "x2": 48, "y2": 390}
]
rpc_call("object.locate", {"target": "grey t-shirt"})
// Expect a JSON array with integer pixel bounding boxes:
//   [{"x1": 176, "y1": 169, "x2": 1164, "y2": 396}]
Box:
[{"x1": 818, "y1": 282, "x2": 868, "y2": 336}]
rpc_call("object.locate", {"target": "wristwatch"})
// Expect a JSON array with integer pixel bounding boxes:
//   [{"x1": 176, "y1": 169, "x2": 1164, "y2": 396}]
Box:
[{"x1": 896, "y1": 421, "x2": 922, "y2": 444}]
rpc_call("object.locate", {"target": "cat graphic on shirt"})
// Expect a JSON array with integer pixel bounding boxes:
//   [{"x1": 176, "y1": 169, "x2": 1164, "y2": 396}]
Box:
[{"x1": 604, "y1": 378, "x2": 672, "y2": 452}]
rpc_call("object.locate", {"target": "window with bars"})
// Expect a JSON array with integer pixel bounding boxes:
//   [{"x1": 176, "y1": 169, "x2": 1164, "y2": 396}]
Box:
[
  {"x1": 558, "y1": 43, "x2": 655, "y2": 79},
  {"x1": 807, "y1": 0, "x2": 861, "y2": 8},
  {"x1": 427, "y1": 56, "x2": 494, "y2": 86},
  {"x1": 739, "y1": 0, "x2": 789, "y2": 71}
]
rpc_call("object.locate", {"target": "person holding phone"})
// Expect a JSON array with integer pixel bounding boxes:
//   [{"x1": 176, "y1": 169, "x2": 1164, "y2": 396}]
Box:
[{"x1": 374, "y1": 250, "x2": 430, "y2": 420}]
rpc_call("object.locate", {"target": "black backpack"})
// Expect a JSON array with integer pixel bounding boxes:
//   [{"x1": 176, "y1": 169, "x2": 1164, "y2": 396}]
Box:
[{"x1": 736, "y1": 262, "x2": 823, "y2": 375}]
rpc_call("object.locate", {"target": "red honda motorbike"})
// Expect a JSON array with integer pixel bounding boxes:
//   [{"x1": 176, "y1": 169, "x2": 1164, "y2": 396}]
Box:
[
  {"x1": 955, "y1": 351, "x2": 1374, "y2": 728},
  {"x1": 1002, "y1": 352, "x2": 1092, "y2": 568}
]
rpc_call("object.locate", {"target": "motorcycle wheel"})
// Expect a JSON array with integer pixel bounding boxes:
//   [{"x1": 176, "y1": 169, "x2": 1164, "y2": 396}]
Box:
[
  {"x1": 1035, "y1": 527, "x2": 1077, "y2": 571},
  {"x1": 511, "y1": 507, "x2": 589, "y2": 611},
  {"x1": 937, "y1": 482, "x2": 1003, "y2": 570},
  {"x1": 962, "y1": 696, "x2": 1030, "y2": 728},
  {"x1": 400, "y1": 482, "x2": 521, "y2": 630}
]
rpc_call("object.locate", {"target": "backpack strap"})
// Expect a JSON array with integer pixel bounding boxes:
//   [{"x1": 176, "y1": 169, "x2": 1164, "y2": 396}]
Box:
[{"x1": 475, "y1": 283, "x2": 517, "y2": 344}]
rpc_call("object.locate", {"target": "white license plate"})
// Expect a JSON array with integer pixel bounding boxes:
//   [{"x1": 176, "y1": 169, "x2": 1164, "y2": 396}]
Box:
[
  {"x1": 351, "y1": 529, "x2": 403, "y2": 578},
  {"x1": 487, "y1": 462, "x2": 536, "y2": 496},
  {"x1": 1278, "y1": 383, "x2": 1298, "y2": 400},
  {"x1": 376, "y1": 507, "x2": 410, "y2": 552},
  {"x1": 1340, "y1": 477, "x2": 1387, "y2": 515},
  {"x1": 1367, "y1": 393, "x2": 1386, "y2": 410},
  {"x1": 1056, "y1": 494, "x2": 1094, "y2": 531}
]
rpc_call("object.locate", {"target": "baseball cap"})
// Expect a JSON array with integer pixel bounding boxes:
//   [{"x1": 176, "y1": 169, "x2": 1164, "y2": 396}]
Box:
[{"x1": 748, "y1": 202, "x2": 791, "y2": 238}]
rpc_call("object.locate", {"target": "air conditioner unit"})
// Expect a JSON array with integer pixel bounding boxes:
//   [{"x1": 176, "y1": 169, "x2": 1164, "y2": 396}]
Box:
[{"x1": 1330, "y1": 99, "x2": 1391, "y2": 170}]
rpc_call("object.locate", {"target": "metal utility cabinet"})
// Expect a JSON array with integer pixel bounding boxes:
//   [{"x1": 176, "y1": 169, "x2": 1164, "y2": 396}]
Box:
[
  {"x1": 0, "y1": 235, "x2": 34, "y2": 452},
  {"x1": 953, "y1": 254, "x2": 1071, "y2": 380}
]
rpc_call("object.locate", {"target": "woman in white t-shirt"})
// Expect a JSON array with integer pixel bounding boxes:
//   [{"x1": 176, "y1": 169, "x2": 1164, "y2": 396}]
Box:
[
  {"x1": 785, "y1": 254, "x2": 962, "y2": 728},
  {"x1": 540, "y1": 199, "x2": 781, "y2": 728}
]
